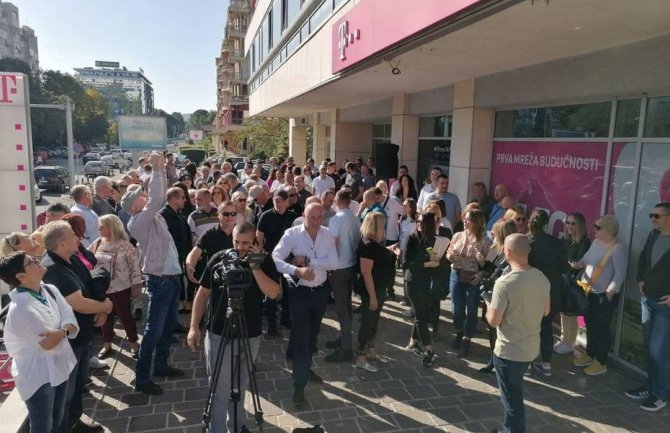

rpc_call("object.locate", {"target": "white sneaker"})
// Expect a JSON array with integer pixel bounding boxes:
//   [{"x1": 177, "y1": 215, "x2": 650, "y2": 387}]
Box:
[
  {"x1": 89, "y1": 356, "x2": 109, "y2": 369},
  {"x1": 401, "y1": 308, "x2": 415, "y2": 317},
  {"x1": 353, "y1": 360, "x2": 379, "y2": 372},
  {"x1": 553, "y1": 341, "x2": 574, "y2": 355}
]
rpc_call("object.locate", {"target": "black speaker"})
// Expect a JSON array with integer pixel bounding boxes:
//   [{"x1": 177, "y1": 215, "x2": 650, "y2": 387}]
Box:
[{"x1": 374, "y1": 142, "x2": 399, "y2": 181}]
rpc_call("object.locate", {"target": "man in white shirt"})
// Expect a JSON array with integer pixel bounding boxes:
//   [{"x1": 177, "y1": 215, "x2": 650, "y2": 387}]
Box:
[
  {"x1": 272, "y1": 203, "x2": 338, "y2": 407},
  {"x1": 311, "y1": 163, "x2": 335, "y2": 197},
  {"x1": 417, "y1": 166, "x2": 443, "y2": 211},
  {"x1": 324, "y1": 191, "x2": 361, "y2": 363},
  {"x1": 69, "y1": 185, "x2": 100, "y2": 248}
]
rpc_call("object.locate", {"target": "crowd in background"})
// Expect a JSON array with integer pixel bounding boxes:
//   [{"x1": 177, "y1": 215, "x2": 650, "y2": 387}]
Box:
[{"x1": 0, "y1": 150, "x2": 669, "y2": 433}]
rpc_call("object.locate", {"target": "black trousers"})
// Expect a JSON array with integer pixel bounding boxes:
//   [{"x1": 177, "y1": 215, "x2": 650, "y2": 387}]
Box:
[
  {"x1": 357, "y1": 289, "x2": 386, "y2": 354},
  {"x1": 584, "y1": 292, "x2": 618, "y2": 364},
  {"x1": 408, "y1": 281, "x2": 432, "y2": 347}
]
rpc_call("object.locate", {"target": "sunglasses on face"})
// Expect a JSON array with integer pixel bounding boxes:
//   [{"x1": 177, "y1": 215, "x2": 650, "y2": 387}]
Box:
[
  {"x1": 237, "y1": 198, "x2": 247, "y2": 203},
  {"x1": 515, "y1": 217, "x2": 526, "y2": 223},
  {"x1": 564, "y1": 220, "x2": 576, "y2": 226},
  {"x1": 220, "y1": 211, "x2": 237, "y2": 217},
  {"x1": 649, "y1": 213, "x2": 669, "y2": 220},
  {"x1": 593, "y1": 224, "x2": 602, "y2": 231}
]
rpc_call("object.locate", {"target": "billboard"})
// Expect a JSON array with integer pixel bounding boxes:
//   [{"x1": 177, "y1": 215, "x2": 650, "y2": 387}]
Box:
[
  {"x1": 490, "y1": 140, "x2": 608, "y2": 237},
  {"x1": 95, "y1": 60, "x2": 120, "y2": 68},
  {"x1": 118, "y1": 116, "x2": 168, "y2": 150},
  {"x1": 189, "y1": 130, "x2": 204, "y2": 142},
  {"x1": 0, "y1": 72, "x2": 36, "y2": 234}
]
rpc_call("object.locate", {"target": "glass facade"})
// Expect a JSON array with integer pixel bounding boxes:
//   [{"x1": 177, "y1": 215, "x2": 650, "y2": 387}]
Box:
[{"x1": 418, "y1": 115, "x2": 452, "y2": 179}]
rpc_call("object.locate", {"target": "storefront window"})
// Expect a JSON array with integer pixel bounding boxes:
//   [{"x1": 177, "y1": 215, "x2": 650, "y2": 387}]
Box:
[
  {"x1": 494, "y1": 102, "x2": 611, "y2": 138},
  {"x1": 644, "y1": 96, "x2": 670, "y2": 137},
  {"x1": 310, "y1": 0, "x2": 332, "y2": 31},
  {"x1": 419, "y1": 116, "x2": 451, "y2": 138},
  {"x1": 614, "y1": 142, "x2": 670, "y2": 368},
  {"x1": 614, "y1": 99, "x2": 641, "y2": 137},
  {"x1": 418, "y1": 116, "x2": 452, "y2": 179}
]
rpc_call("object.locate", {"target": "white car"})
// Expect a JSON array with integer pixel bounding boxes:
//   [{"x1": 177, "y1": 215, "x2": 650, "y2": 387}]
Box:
[
  {"x1": 100, "y1": 154, "x2": 129, "y2": 170},
  {"x1": 34, "y1": 183, "x2": 42, "y2": 202}
]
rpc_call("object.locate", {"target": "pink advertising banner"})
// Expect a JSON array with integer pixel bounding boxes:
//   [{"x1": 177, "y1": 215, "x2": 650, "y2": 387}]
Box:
[
  {"x1": 332, "y1": 0, "x2": 483, "y2": 74},
  {"x1": 491, "y1": 141, "x2": 608, "y2": 237}
]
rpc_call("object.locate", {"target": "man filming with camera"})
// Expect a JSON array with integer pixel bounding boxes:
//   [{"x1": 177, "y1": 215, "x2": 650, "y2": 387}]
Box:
[{"x1": 187, "y1": 222, "x2": 281, "y2": 433}]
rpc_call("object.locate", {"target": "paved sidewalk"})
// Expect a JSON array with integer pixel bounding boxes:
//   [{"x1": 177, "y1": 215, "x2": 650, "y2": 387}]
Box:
[{"x1": 85, "y1": 283, "x2": 670, "y2": 433}]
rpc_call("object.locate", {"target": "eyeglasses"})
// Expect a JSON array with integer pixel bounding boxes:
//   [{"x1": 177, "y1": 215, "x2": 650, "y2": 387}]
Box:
[
  {"x1": 564, "y1": 220, "x2": 576, "y2": 226},
  {"x1": 23, "y1": 256, "x2": 40, "y2": 268},
  {"x1": 649, "y1": 213, "x2": 670, "y2": 220},
  {"x1": 593, "y1": 224, "x2": 602, "y2": 230},
  {"x1": 237, "y1": 198, "x2": 247, "y2": 203},
  {"x1": 213, "y1": 191, "x2": 223, "y2": 195},
  {"x1": 220, "y1": 211, "x2": 237, "y2": 217},
  {"x1": 515, "y1": 217, "x2": 526, "y2": 223}
]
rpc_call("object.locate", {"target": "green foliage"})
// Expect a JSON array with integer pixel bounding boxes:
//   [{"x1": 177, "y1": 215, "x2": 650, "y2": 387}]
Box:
[
  {"x1": 179, "y1": 148, "x2": 207, "y2": 165},
  {"x1": 234, "y1": 117, "x2": 289, "y2": 161},
  {"x1": 155, "y1": 109, "x2": 186, "y2": 138},
  {"x1": 187, "y1": 109, "x2": 216, "y2": 131}
]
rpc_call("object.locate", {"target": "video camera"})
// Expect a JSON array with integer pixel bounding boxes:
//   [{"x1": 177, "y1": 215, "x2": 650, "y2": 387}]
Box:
[{"x1": 213, "y1": 248, "x2": 267, "y2": 310}]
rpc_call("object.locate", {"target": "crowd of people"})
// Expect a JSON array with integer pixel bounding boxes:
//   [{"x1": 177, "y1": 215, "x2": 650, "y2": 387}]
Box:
[{"x1": 0, "y1": 150, "x2": 669, "y2": 433}]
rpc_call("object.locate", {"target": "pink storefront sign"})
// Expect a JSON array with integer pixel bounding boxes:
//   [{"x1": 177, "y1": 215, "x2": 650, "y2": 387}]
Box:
[
  {"x1": 332, "y1": 0, "x2": 483, "y2": 74},
  {"x1": 490, "y1": 141, "x2": 608, "y2": 237}
]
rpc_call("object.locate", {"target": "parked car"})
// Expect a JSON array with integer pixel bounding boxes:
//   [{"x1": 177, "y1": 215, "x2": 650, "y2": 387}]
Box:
[
  {"x1": 83, "y1": 152, "x2": 102, "y2": 163},
  {"x1": 84, "y1": 161, "x2": 112, "y2": 179},
  {"x1": 33, "y1": 166, "x2": 70, "y2": 193},
  {"x1": 34, "y1": 183, "x2": 42, "y2": 203},
  {"x1": 100, "y1": 154, "x2": 129, "y2": 170}
]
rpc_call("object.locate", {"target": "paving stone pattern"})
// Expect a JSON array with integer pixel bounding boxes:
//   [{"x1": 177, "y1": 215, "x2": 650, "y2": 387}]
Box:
[{"x1": 84, "y1": 278, "x2": 670, "y2": 433}]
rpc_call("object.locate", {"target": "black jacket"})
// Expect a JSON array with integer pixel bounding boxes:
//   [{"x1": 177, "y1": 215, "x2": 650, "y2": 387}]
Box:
[
  {"x1": 637, "y1": 229, "x2": 670, "y2": 298},
  {"x1": 160, "y1": 204, "x2": 193, "y2": 265},
  {"x1": 529, "y1": 232, "x2": 569, "y2": 308}
]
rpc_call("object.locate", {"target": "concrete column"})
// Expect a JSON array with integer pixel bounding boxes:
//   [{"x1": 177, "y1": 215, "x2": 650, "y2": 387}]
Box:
[
  {"x1": 450, "y1": 79, "x2": 495, "y2": 206},
  {"x1": 390, "y1": 94, "x2": 420, "y2": 179},
  {"x1": 312, "y1": 113, "x2": 328, "y2": 163},
  {"x1": 289, "y1": 118, "x2": 308, "y2": 166},
  {"x1": 331, "y1": 117, "x2": 373, "y2": 166}
]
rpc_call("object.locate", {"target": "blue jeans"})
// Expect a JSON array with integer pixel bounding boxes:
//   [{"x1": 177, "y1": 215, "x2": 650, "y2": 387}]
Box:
[
  {"x1": 136, "y1": 275, "x2": 180, "y2": 385},
  {"x1": 450, "y1": 271, "x2": 480, "y2": 337},
  {"x1": 26, "y1": 381, "x2": 68, "y2": 433},
  {"x1": 642, "y1": 295, "x2": 670, "y2": 400},
  {"x1": 287, "y1": 283, "x2": 330, "y2": 389},
  {"x1": 59, "y1": 343, "x2": 89, "y2": 433},
  {"x1": 493, "y1": 355, "x2": 529, "y2": 433}
]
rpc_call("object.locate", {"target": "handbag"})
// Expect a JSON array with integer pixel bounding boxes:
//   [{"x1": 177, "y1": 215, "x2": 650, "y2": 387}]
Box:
[
  {"x1": 457, "y1": 269, "x2": 477, "y2": 283},
  {"x1": 563, "y1": 271, "x2": 589, "y2": 315},
  {"x1": 575, "y1": 244, "x2": 616, "y2": 294},
  {"x1": 87, "y1": 267, "x2": 111, "y2": 301}
]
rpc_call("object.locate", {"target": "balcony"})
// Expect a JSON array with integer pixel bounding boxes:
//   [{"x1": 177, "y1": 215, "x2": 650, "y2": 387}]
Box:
[
  {"x1": 229, "y1": 72, "x2": 247, "y2": 84},
  {"x1": 221, "y1": 41, "x2": 232, "y2": 53},
  {"x1": 228, "y1": 0, "x2": 250, "y2": 14},
  {"x1": 226, "y1": 24, "x2": 247, "y2": 38},
  {"x1": 229, "y1": 50, "x2": 245, "y2": 63},
  {"x1": 222, "y1": 94, "x2": 249, "y2": 106}
]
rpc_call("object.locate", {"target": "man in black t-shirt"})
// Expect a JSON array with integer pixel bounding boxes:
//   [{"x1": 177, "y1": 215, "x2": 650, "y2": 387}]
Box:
[
  {"x1": 185, "y1": 201, "x2": 236, "y2": 284},
  {"x1": 257, "y1": 189, "x2": 298, "y2": 334},
  {"x1": 41, "y1": 221, "x2": 113, "y2": 433},
  {"x1": 187, "y1": 223, "x2": 280, "y2": 433}
]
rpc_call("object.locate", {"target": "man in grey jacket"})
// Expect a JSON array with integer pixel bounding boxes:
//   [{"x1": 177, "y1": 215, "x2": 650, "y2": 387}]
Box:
[{"x1": 122, "y1": 152, "x2": 184, "y2": 395}]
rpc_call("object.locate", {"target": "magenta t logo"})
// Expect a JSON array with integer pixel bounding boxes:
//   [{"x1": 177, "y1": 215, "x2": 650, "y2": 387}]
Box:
[{"x1": 0, "y1": 74, "x2": 19, "y2": 103}]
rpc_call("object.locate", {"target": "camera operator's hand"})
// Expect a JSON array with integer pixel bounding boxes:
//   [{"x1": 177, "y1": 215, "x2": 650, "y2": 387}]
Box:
[
  {"x1": 186, "y1": 264, "x2": 198, "y2": 284},
  {"x1": 292, "y1": 256, "x2": 307, "y2": 267},
  {"x1": 296, "y1": 267, "x2": 315, "y2": 281},
  {"x1": 369, "y1": 294, "x2": 378, "y2": 312},
  {"x1": 187, "y1": 328, "x2": 200, "y2": 351}
]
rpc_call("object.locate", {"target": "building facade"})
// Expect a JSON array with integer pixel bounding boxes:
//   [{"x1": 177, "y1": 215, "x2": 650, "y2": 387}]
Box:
[
  {"x1": 213, "y1": 0, "x2": 253, "y2": 154},
  {"x1": 0, "y1": 1, "x2": 39, "y2": 73},
  {"x1": 74, "y1": 63, "x2": 154, "y2": 115},
  {"x1": 245, "y1": 0, "x2": 670, "y2": 372}
]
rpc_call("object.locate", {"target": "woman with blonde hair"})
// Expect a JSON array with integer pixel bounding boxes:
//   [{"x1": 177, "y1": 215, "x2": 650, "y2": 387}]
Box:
[
  {"x1": 231, "y1": 191, "x2": 254, "y2": 225},
  {"x1": 209, "y1": 185, "x2": 228, "y2": 208},
  {"x1": 354, "y1": 212, "x2": 396, "y2": 372},
  {"x1": 554, "y1": 212, "x2": 591, "y2": 355},
  {"x1": 89, "y1": 214, "x2": 142, "y2": 359},
  {"x1": 503, "y1": 206, "x2": 528, "y2": 234},
  {"x1": 1, "y1": 232, "x2": 39, "y2": 258},
  {"x1": 446, "y1": 208, "x2": 490, "y2": 358},
  {"x1": 572, "y1": 215, "x2": 627, "y2": 375}
]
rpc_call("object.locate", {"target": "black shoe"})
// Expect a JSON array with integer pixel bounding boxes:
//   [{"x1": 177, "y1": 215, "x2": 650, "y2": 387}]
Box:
[
  {"x1": 293, "y1": 425, "x2": 325, "y2": 433},
  {"x1": 293, "y1": 387, "x2": 306, "y2": 407},
  {"x1": 451, "y1": 331, "x2": 464, "y2": 350},
  {"x1": 431, "y1": 329, "x2": 441, "y2": 342},
  {"x1": 386, "y1": 292, "x2": 397, "y2": 302},
  {"x1": 353, "y1": 305, "x2": 364, "y2": 314},
  {"x1": 267, "y1": 324, "x2": 278, "y2": 337},
  {"x1": 479, "y1": 364, "x2": 494, "y2": 373},
  {"x1": 324, "y1": 349, "x2": 353, "y2": 363},
  {"x1": 457, "y1": 340, "x2": 471, "y2": 358},
  {"x1": 325, "y1": 337, "x2": 342, "y2": 350},
  {"x1": 154, "y1": 367, "x2": 185, "y2": 378},
  {"x1": 133, "y1": 309, "x2": 142, "y2": 321},
  {"x1": 72, "y1": 419, "x2": 104, "y2": 433},
  {"x1": 135, "y1": 381, "x2": 163, "y2": 395},
  {"x1": 308, "y1": 369, "x2": 324, "y2": 383}
]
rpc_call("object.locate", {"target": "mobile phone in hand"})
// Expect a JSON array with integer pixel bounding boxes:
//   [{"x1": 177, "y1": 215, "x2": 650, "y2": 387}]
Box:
[{"x1": 480, "y1": 289, "x2": 492, "y2": 304}]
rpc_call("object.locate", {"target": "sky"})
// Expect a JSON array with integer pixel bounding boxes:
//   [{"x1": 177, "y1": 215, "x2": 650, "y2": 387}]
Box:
[{"x1": 10, "y1": 0, "x2": 227, "y2": 114}]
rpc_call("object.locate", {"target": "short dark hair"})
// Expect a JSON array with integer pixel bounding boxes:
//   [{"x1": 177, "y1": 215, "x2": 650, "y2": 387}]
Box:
[
  {"x1": 437, "y1": 174, "x2": 449, "y2": 181},
  {"x1": 345, "y1": 162, "x2": 356, "y2": 171},
  {"x1": 46, "y1": 203, "x2": 70, "y2": 214},
  {"x1": 472, "y1": 182, "x2": 486, "y2": 190},
  {"x1": 399, "y1": 165, "x2": 408, "y2": 171},
  {"x1": 654, "y1": 202, "x2": 670, "y2": 212},
  {"x1": 0, "y1": 251, "x2": 27, "y2": 287},
  {"x1": 335, "y1": 190, "x2": 351, "y2": 205},
  {"x1": 234, "y1": 222, "x2": 256, "y2": 236}
]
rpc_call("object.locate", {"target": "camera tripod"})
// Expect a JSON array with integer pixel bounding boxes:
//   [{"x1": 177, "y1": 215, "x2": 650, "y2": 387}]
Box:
[{"x1": 202, "y1": 301, "x2": 264, "y2": 433}]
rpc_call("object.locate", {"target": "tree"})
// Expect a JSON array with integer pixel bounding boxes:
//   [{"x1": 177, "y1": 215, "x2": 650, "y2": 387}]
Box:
[
  {"x1": 171, "y1": 112, "x2": 186, "y2": 136},
  {"x1": 233, "y1": 117, "x2": 289, "y2": 161},
  {"x1": 187, "y1": 109, "x2": 216, "y2": 131}
]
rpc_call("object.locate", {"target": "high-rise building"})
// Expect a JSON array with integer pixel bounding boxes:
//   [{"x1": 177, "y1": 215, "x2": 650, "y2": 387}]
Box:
[
  {"x1": 74, "y1": 62, "x2": 154, "y2": 115},
  {"x1": 212, "y1": 0, "x2": 252, "y2": 154},
  {"x1": 0, "y1": 1, "x2": 39, "y2": 73}
]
